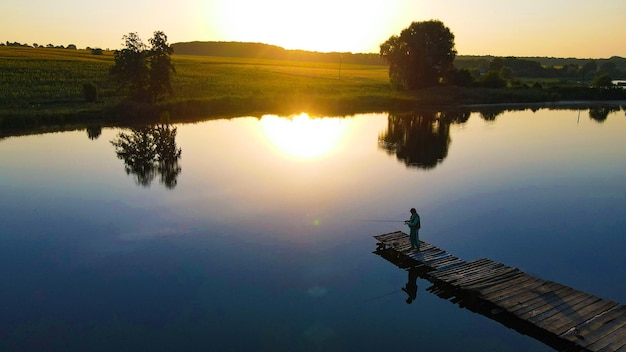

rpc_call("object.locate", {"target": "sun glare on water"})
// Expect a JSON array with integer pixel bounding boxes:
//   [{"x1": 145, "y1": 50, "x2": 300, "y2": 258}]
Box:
[{"x1": 259, "y1": 113, "x2": 348, "y2": 159}]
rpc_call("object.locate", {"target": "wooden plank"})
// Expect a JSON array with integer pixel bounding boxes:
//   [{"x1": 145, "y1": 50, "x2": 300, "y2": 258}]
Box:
[
  {"x1": 419, "y1": 253, "x2": 452, "y2": 263},
  {"x1": 504, "y1": 285, "x2": 575, "y2": 315},
  {"x1": 452, "y1": 261, "x2": 508, "y2": 279},
  {"x1": 546, "y1": 298, "x2": 617, "y2": 337},
  {"x1": 423, "y1": 258, "x2": 462, "y2": 271},
  {"x1": 516, "y1": 288, "x2": 597, "y2": 320},
  {"x1": 491, "y1": 285, "x2": 566, "y2": 310},
  {"x1": 504, "y1": 283, "x2": 572, "y2": 315},
  {"x1": 579, "y1": 314, "x2": 626, "y2": 349},
  {"x1": 454, "y1": 266, "x2": 521, "y2": 287},
  {"x1": 429, "y1": 258, "x2": 465, "y2": 270},
  {"x1": 410, "y1": 250, "x2": 446, "y2": 261},
  {"x1": 475, "y1": 275, "x2": 544, "y2": 298},
  {"x1": 375, "y1": 231, "x2": 403, "y2": 239},
  {"x1": 551, "y1": 300, "x2": 620, "y2": 336},
  {"x1": 430, "y1": 258, "x2": 493, "y2": 279},
  {"x1": 533, "y1": 295, "x2": 603, "y2": 333},
  {"x1": 491, "y1": 281, "x2": 561, "y2": 307},
  {"x1": 561, "y1": 305, "x2": 626, "y2": 340},
  {"x1": 475, "y1": 272, "x2": 537, "y2": 292},
  {"x1": 375, "y1": 232, "x2": 407, "y2": 244},
  {"x1": 482, "y1": 280, "x2": 552, "y2": 307},
  {"x1": 431, "y1": 259, "x2": 497, "y2": 282},
  {"x1": 419, "y1": 248, "x2": 448, "y2": 258},
  {"x1": 464, "y1": 271, "x2": 525, "y2": 291},
  {"x1": 420, "y1": 255, "x2": 456, "y2": 267},
  {"x1": 477, "y1": 276, "x2": 546, "y2": 302},
  {"x1": 419, "y1": 243, "x2": 438, "y2": 252},
  {"x1": 584, "y1": 318, "x2": 626, "y2": 351},
  {"x1": 452, "y1": 268, "x2": 516, "y2": 289},
  {"x1": 529, "y1": 291, "x2": 597, "y2": 325},
  {"x1": 430, "y1": 259, "x2": 467, "y2": 271}
]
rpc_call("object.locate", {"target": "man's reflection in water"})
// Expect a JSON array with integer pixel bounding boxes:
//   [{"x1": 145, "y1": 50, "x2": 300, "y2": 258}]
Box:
[{"x1": 402, "y1": 268, "x2": 419, "y2": 304}]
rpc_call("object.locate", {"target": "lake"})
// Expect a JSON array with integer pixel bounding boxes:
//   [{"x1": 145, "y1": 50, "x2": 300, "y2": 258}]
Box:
[{"x1": 1, "y1": 105, "x2": 625, "y2": 351}]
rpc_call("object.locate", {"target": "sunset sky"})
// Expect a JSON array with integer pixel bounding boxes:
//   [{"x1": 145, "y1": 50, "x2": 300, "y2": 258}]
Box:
[{"x1": 2, "y1": 0, "x2": 625, "y2": 58}]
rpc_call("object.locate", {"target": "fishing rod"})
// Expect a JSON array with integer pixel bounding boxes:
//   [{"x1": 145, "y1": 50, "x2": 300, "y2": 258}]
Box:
[{"x1": 361, "y1": 220, "x2": 406, "y2": 223}]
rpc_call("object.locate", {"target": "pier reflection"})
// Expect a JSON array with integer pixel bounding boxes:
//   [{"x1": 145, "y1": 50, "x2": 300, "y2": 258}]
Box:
[{"x1": 110, "y1": 124, "x2": 182, "y2": 189}]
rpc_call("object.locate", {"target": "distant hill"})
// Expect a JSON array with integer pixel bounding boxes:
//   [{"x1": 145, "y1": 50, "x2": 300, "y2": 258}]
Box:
[{"x1": 171, "y1": 41, "x2": 387, "y2": 66}]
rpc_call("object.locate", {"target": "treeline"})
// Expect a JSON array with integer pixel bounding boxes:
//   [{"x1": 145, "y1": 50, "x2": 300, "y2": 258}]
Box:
[
  {"x1": 454, "y1": 56, "x2": 626, "y2": 81},
  {"x1": 1, "y1": 41, "x2": 106, "y2": 53},
  {"x1": 171, "y1": 41, "x2": 387, "y2": 65}
]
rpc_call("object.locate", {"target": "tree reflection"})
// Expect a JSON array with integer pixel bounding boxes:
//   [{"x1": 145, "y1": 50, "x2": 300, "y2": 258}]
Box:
[
  {"x1": 379, "y1": 110, "x2": 468, "y2": 169},
  {"x1": 111, "y1": 124, "x2": 182, "y2": 189},
  {"x1": 589, "y1": 106, "x2": 619, "y2": 123},
  {"x1": 478, "y1": 107, "x2": 505, "y2": 121},
  {"x1": 86, "y1": 125, "x2": 102, "y2": 140}
]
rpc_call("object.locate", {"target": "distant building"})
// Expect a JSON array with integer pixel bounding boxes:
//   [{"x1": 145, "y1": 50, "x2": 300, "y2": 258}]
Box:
[{"x1": 612, "y1": 80, "x2": 626, "y2": 88}]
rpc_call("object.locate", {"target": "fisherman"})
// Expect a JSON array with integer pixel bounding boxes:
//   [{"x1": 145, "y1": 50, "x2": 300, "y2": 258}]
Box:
[{"x1": 404, "y1": 208, "x2": 421, "y2": 250}]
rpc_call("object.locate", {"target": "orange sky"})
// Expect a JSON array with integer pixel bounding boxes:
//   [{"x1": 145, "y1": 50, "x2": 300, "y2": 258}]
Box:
[{"x1": 2, "y1": 0, "x2": 625, "y2": 58}]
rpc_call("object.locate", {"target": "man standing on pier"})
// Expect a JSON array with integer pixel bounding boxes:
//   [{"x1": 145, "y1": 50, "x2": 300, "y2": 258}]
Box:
[{"x1": 405, "y1": 208, "x2": 421, "y2": 251}]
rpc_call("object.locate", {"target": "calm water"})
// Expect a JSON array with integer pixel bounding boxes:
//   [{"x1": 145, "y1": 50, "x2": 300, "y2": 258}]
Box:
[{"x1": 1, "y1": 107, "x2": 625, "y2": 351}]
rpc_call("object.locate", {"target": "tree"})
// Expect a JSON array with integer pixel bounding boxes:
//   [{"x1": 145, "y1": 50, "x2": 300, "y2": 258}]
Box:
[
  {"x1": 148, "y1": 31, "x2": 175, "y2": 101},
  {"x1": 581, "y1": 60, "x2": 597, "y2": 81},
  {"x1": 479, "y1": 70, "x2": 507, "y2": 88},
  {"x1": 111, "y1": 32, "x2": 149, "y2": 100},
  {"x1": 110, "y1": 31, "x2": 175, "y2": 102},
  {"x1": 591, "y1": 73, "x2": 613, "y2": 88},
  {"x1": 598, "y1": 61, "x2": 617, "y2": 76},
  {"x1": 380, "y1": 20, "x2": 457, "y2": 90},
  {"x1": 444, "y1": 67, "x2": 474, "y2": 87}
]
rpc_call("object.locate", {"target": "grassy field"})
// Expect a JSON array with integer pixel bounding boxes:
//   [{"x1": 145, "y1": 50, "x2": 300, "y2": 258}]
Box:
[
  {"x1": 0, "y1": 46, "x2": 402, "y2": 119},
  {"x1": 0, "y1": 47, "x2": 115, "y2": 112},
  {"x1": 1, "y1": 46, "x2": 624, "y2": 134}
]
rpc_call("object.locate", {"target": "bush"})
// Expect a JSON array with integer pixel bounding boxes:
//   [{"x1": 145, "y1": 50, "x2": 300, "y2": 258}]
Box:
[
  {"x1": 479, "y1": 70, "x2": 507, "y2": 88},
  {"x1": 83, "y1": 83, "x2": 98, "y2": 102}
]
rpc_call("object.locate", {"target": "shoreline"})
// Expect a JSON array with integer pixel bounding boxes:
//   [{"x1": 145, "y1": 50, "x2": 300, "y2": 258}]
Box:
[{"x1": 1, "y1": 97, "x2": 624, "y2": 141}]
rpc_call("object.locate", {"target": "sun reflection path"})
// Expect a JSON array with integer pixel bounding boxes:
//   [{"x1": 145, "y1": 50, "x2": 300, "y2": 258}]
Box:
[{"x1": 259, "y1": 113, "x2": 348, "y2": 159}]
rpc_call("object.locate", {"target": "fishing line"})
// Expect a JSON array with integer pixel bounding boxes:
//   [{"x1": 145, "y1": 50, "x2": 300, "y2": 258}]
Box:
[{"x1": 364, "y1": 289, "x2": 403, "y2": 302}]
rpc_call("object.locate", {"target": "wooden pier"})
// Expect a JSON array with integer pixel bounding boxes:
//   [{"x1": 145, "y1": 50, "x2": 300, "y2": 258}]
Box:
[{"x1": 374, "y1": 231, "x2": 626, "y2": 352}]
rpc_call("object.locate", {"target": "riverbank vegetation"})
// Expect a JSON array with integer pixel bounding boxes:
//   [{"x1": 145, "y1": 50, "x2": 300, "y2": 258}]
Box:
[{"x1": 1, "y1": 41, "x2": 625, "y2": 136}]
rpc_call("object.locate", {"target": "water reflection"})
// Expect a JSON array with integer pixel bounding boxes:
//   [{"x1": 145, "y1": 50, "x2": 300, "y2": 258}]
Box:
[
  {"x1": 378, "y1": 110, "x2": 469, "y2": 169},
  {"x1": 402, "y1": 268, "x2": 419, "y2": 304},
  {"x1": 589, "y1": 106, "x2": 620, "y2": 122},
  {"x1": 259, "y1": 113, "x2": 347, "y2": 159},
  {"x1": 110, "y1": 124, "x2": 182, "y2": 189},
  {"x1": 86, "y1": 125, "x2": 102, "y2": 140}
]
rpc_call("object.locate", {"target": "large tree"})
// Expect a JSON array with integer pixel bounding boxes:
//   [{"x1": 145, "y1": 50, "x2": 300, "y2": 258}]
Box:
[
  {"x1": 111, "y1": 32, "x2": 149, "y2": 101},
  {"x1": 380, "y1": 20, "x2": 457, "y2": 90},
  {"x1": 110, "y1": 31, "x2": 175, "y2": 102},
  {"x1": 148, "y1": 31, "x2": 175, "y2": 101}
]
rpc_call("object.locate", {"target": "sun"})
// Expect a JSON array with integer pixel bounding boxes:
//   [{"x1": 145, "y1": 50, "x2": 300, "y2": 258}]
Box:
[
  {"x1": 259, "y1": 113, "x2": 348, "y2": 159},
  {"x1": 207, "y1": 0, "x2": 397, "y2": 53}
]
